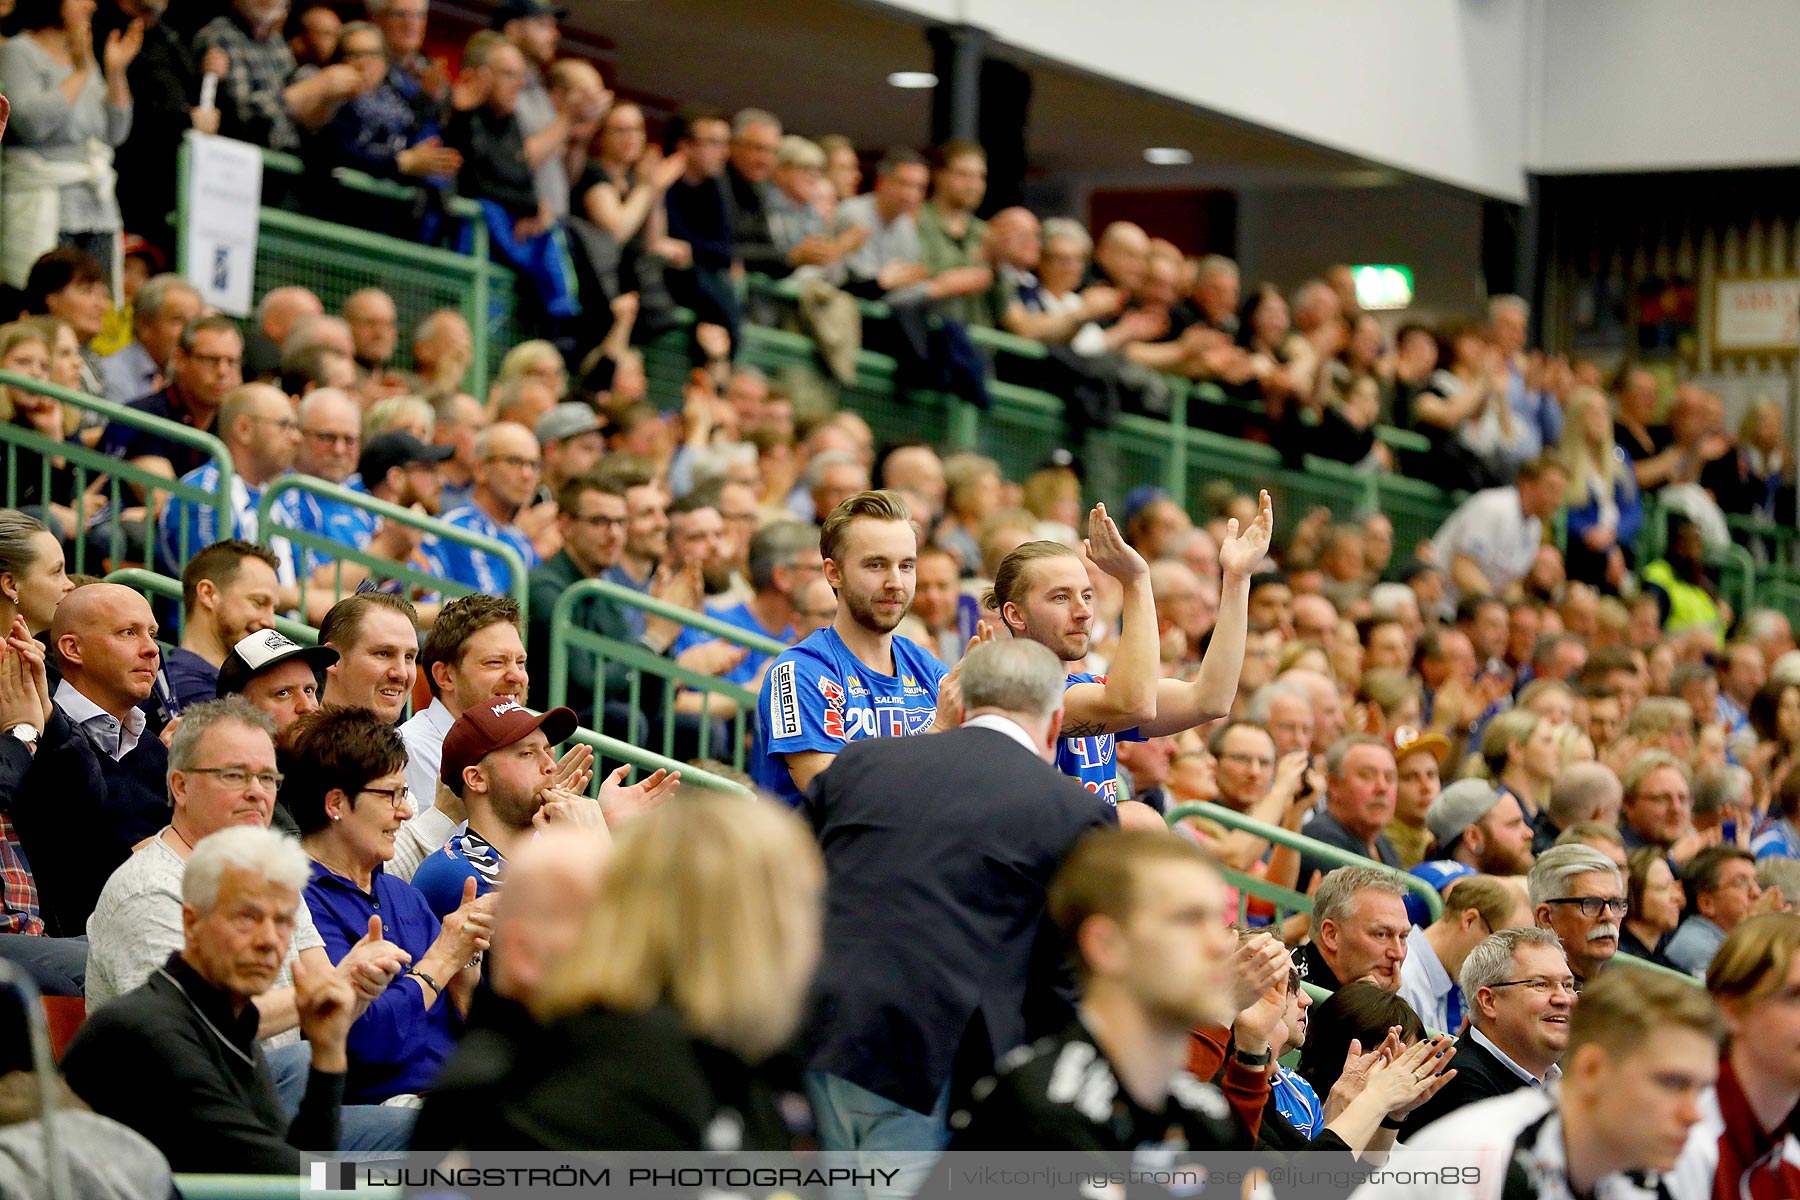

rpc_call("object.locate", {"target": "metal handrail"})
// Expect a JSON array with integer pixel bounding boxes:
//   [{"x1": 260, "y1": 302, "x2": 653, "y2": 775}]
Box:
[
  {"x1": 547, "y1": 578, "x2": 785, "y2": 770},
  {"x1": 0, "y1": 960, "x2": 70, "y2": 1200},
  {"x1": 0, "y1": 368, "x2": 234, "y2": 578},
  {"x1": 1165, "y1": 800, "x2": 1444, "y2": 922},
  {"x1": 564, "y1": 725, "x2": 753, "y2": 797},
  {"x1": 104, "y1": 568, "x2": 320, "y2": 646},
  {"x1": 254, "y1": 476, "x2": 530, "y2": 624},
  {"x1": 1612, "y1": 949, "x2": 1705, "y2": 987}
]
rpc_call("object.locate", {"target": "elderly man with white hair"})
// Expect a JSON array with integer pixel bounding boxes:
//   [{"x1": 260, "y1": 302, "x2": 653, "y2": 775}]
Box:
[
  {"x1": 62, "y1": 826, "x2": 362, "y2": 1174},
  {"x1": 1528, "y1": 842, "x2": 1626, "y2": 986}
]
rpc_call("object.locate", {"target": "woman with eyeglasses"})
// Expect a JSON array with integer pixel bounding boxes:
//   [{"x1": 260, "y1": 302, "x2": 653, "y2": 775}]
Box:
[
  {"x1": 1619, "y1": 846, "x2": 1683, "y2": 971},
  {"x1": 287, "y1": 706, "x2": 498, "y2": 1105}
]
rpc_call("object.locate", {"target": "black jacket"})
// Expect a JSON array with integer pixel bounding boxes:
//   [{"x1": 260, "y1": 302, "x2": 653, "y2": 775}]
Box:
[
  {"x1": 61, "y1": 953, "x2": 343, "y2": 1174},
  {"x1": 802, "y1": 725, "x2": 1116, "y2": 1115},
  {"x1": 950, "y1": 1019, "x2": 1247, "y2": 1152},
  {"x1": 1397, "y1": 1030, "x2": 1534, "y2": 1139},
  {"x1": 725, "y1": 164, "x2": 784, "y2": 278},
  {"x1": 416, "y1": 1003, "x2": 792, "y2": 1151},
  {"x1": 446, "y1": 107, "x2": 537, "y2": 218},
  {"x1": 10, "y1": 703, "x2": 170, "y2": 937}
]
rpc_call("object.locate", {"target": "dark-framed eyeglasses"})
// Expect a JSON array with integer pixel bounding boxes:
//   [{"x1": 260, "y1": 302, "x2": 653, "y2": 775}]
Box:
[
  {"x1": 1544, "y1": 896, "x2": 1627, "y2": 919},
  {"x1": 1489, "y1": 976, "x2": 1581, "y2": 997}
]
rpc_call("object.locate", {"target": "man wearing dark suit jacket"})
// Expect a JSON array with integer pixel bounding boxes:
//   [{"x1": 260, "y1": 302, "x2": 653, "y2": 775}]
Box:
[
  {"x1": 12, "y1": 584, "x2": 171, "y2": 938},
  {"x1": 801, "y1": 638, "x2": 1118, "y2": 1161},
  {"x1": 1399, "y1": 926, "x2": 1575, "y2": 1138}
]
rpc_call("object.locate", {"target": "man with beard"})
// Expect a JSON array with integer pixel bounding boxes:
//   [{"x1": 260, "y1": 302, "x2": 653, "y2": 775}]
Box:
[
  {"x1": 666, "y1": 490, "x2": 735, "y2": 600},
  {"x1": 162, "y1": 542, "x2": 283, "y2": 712},
  {"x1": 754, "y1": 491, "x2": 953, "y2": 806},
  {"x1": 984, "y1": 493, "x2": 1272, "y2": 803},
  {"x1": 1428, "y1": 779, "x2": 1537, "y2": 876},
  {"x1": 413, "y1": 698, "x2": 577, "y2": 919}
]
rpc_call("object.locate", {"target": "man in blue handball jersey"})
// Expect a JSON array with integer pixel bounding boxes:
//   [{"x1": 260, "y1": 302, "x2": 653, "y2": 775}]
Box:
[
  {"x1": 753, "y1": 490, "x2": 958, "y2": 805},
  {"x1": 986, "y1": 491, "x2": 1273, "y2": 803}
]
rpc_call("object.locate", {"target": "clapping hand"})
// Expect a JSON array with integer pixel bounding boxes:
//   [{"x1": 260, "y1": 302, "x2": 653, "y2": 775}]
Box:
[
  {"x1": 550, "y1": 742, "x2": 595, "y2": 793},
  {"x1": 103, "y1": 19, "x2": 144, "y2": 77},
  {"x1": 337, "y1": 915, "x2": 410, "y2": 1009},
  {"x1": 1082, "y1": 502, "x2": 1148, "y2": 584},
  {"x1": 596, "y1": 765, "x2": 678, "y2": 824},
  {"x1": 1219, "y1": 490, "x2": 1274, "y2": 578}
]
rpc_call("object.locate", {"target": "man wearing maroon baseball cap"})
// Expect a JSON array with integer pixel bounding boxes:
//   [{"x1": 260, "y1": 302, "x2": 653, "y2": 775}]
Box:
[
  {"x1": 409, "y1": 699, "x2": 677, "y2": 919},
  {"x1": 409, "y1": 699, "x2": 581, "y2": 920}
]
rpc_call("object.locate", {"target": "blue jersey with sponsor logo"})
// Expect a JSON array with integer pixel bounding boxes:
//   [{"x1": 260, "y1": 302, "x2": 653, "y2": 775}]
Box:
[
  {"x1": 752, "y1": 627, "x2": 948, "y2": 806},
  {"x1": 1055, "y1": 672, "x2": 1142, "y2": 806}
]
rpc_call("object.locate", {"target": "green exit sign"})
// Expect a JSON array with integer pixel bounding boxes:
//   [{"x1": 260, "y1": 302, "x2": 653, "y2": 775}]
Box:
[{"x1": 1353, "y1": 264, "x2": 1414, "y2": 311}]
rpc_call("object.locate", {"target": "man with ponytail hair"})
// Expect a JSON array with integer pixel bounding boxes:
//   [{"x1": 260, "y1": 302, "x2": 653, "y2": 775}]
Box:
[{"x1": 988, "y1": 491, "x2": 1272, "y2": 802}]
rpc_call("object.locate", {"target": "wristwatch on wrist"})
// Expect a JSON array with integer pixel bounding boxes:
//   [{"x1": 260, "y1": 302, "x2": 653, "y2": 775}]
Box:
[
  {"x1": 1231, "y1": 1042, "x2": 1273, "y2": 1068},
  {"x1": 7, "y1": 724, "x2": 40, "y2": 751}
]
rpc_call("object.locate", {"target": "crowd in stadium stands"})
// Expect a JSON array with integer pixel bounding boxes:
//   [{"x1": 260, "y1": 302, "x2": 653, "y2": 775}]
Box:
[{"x1": 1, "y1": 1, "x2": 1800, "y2": 1197}]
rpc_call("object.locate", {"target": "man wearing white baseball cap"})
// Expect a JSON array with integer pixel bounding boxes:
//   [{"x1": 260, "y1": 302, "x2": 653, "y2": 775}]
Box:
[{"x1": 216, "y1": 629, "x2": 340, "y2": 735}]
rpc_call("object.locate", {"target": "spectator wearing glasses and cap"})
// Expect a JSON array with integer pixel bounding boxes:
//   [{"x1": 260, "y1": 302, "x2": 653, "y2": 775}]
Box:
[
  {"x1": 1397, "y1": 927, "x2": 1577, "y2": 1139},
  {"x1": 1427, "y1": 778, "x2": 1537, "y2": 877}
]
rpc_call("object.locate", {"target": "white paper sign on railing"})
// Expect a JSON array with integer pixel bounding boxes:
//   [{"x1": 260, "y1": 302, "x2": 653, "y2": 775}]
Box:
[
  {"x1": 180, "y1": 133, "x2": 263, "y2": 319},
  {"x1": 1714, "y1": 276, "x2": 1800, "y2": 352}
]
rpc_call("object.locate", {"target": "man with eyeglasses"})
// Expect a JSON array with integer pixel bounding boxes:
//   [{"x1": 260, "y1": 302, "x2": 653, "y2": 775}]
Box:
[
  {"x1": 1666, "y1": 845, "x2": 1769, "y2": 977},
  {"x1": 1620, "y1": 749, "x2": 1706, "y2": 866},
  {"x1": 157, "y1": 385, "x2": 302, "y2": 593},
  {"x1": 100, "y1": 315, "x2": 244, "y2": 485},
  {"x1": 1528, "y1": 843, "x2": 1626, "y2": 986},
  {"x1": 271, "y1": 388, "x2": 368, "y2": 582},
  {"x1": 528, "y1": 474, "x2": 688, "y2": 715},
  {"x1": 85, "y1": 698, "x2": 407, "y2": 1040},
  {"x1": 436, "y1": 423, "x2": 558, "y2": 596},
  {"x1": 1398, "y1": 927, "x2": 1577, "y2": 1139}
]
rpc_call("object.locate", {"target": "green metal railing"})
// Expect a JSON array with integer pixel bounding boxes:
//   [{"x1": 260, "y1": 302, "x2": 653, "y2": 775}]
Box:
[
  {"x1": 1165, "y1": 800, "x2": 1444, "y2": 924},
  {"x1": 0, "y1": 369, "x2": 233, "y2": 577},
  {"x1": 565, "y1": 725, "x2": 754, "y2": 797},
  {"x1": 547, "y1": 578, "x2": 786, "y2": 772},
  {"x1": 174, "y1": 1179, "x2": 397, "y2": 1200},
  {"x1": 255, "y1": 476, "x2": 530, "y2": 624},
  {"x1": 1612, "y1": 950, "x2": 1705, "y2": 987},
  {"x1": 105, "y1": 567, "x2": 319, "y2": 646},
  {"x1": 176, "y1": 134, "x2": 520, "y2": 388}
]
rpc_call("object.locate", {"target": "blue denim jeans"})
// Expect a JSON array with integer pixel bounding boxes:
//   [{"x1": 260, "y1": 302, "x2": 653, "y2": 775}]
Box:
[
  {"x1": 266, "y1": 1040, "x2": 417, "y2": 1154},
  {"x1": 804, "y1": 1071, "x2": 949, "y2": 1200}
]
